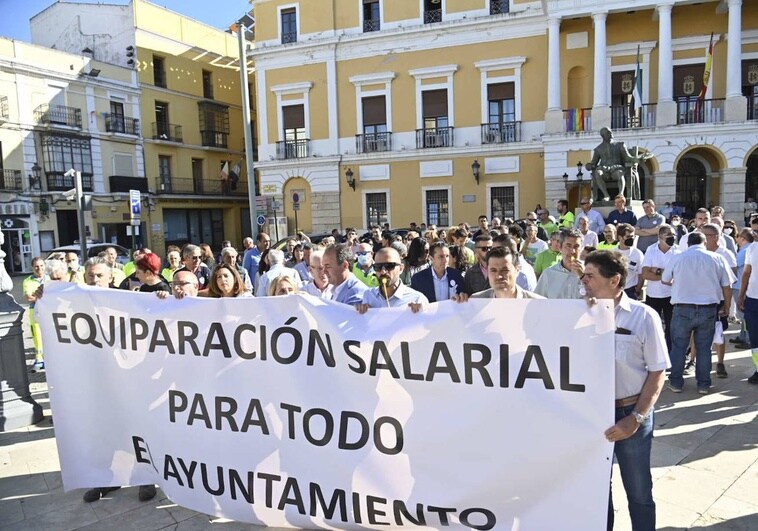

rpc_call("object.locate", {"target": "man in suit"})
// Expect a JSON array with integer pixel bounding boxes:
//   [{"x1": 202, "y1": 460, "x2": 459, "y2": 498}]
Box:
[
  {"x1": 323, "y1": 243, "x2": 368, "y2": 305},
  {"x1": 411, "y1": 242, "x2": 465, "y2": 303},
  {"x1": 462, "y1": 234, "x2": 493, "y2": 295}
]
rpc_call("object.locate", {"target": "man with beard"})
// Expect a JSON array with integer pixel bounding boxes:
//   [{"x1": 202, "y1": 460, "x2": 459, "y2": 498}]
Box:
[{"x1": 356, "y1": 247, "x2": 428, "y2": 312}]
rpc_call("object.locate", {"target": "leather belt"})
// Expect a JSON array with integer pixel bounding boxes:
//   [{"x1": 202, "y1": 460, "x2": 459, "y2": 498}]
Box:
[
  {"x1": 674, "y1": 303, "x2": 718, "y2": 308},
  {"x1": 615, "y1": 394, "x2": 640, "y2": 408}
]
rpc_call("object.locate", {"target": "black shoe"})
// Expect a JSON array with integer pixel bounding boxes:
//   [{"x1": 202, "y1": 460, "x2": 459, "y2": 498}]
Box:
[
  {"x1": 716, "y1": 363, "x2": 728, "y2": 378},
  {"x1": 748, "y1": 371, "x2": 758, "y2": 384},
  {"x1": 138, "y1": 484, "x2": 156, "y2": 502},
  {"x1": 82, "y1": 486, "x2": 120, "y2": 503},
  {"x1": 735, "y1": 342, "x2": 752, "y2": 350},
  {"x1": 729, "y1": 337, "x2": 741, "y2": 343}
]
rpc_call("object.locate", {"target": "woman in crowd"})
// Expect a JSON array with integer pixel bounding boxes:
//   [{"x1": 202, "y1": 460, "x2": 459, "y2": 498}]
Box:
[
  {"x1": 208, "y1": 263, "x2": 251, "y2": 298},
  {"x1": 136, "y1": 253, "x2": 171, "y2": 293},
  {"x1": 448, "y1": 245, "x2": 469, "y2": 274},
  {"x1": 286, "y1": 243, "x2": 305, "y2": 269},
  {"x1": 199, "y1": 243, "x2": 216, "y2": 270},
  {"x1": 269, "y1": 274, "x2": 300, "y2": 296},
  {"x1": 401, "y1": 237, "x2": 430, "y2": 284},
  {"x1": 424, "y1": 229, "x2": 438, "y2": 245},
  {"x1": 161, "y1": 250, "x2": 182, "y2": 282}
]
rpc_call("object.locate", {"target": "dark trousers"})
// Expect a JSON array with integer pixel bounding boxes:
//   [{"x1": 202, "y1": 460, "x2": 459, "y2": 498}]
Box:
[{"x1": 646, "y1": 296, "x2": 673, "y2": 351}]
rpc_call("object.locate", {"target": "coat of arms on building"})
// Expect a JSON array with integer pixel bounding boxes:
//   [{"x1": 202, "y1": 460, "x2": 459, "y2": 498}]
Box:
[
  {"x1": 749, "y1": 64, "x2": 758, "y2": 85},
  {"x1": 683, "y1": 75, "x2": 696, "y2": 96},
  {"x1": 621, "y1": 73, "x2": 633, "y2": 94}
]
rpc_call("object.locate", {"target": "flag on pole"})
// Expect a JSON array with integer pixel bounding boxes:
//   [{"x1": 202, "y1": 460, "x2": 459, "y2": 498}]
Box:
[
  {"x1": 698, "y1": 32, "x2": 715, "y2": 101},
  {"x1": 633, "y1": 45, "x2": 643, "y2": 113},
  {"x1": 219, "y1": 161, "x2": 229, "y2": 181},
  {"x1": 229, "y1": 159, "x2": 241, "y2": 190}
]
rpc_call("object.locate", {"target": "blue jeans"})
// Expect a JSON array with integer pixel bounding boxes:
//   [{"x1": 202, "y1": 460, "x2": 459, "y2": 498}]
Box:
[
  {"x1": 743, "y1": 297, "x2": 758, "y2": 349},
  {"x1": 608, "y1": 405, "x2": 655, "y2": 531},
  {"x1": 669, "y1": 305, "x2": 717, "y2": 390}
]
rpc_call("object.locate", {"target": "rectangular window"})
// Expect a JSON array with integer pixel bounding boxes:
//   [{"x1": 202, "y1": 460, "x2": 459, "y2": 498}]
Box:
[
  {"x1": 155, "y1": 101, "x2": 169, "y2": 139},
  {"x1": 109, "y1": 101, "x2": 125, "y2": 133},
  {"x1": 202, "y1": 70, "x2": 213, "y2": 99},
  {"x1": 424, "y1": 0, "x2": 442, "y2": 24},
  {"x1": 421, "y1": 89, "x2": 450, "y2": 147},
  {"x1": 281, "y1": 8, "x2": 297, "y2": 44},
  {"x1": 153, "y1": 56, "x2": 166, "y2": 88},
  {"x1": 198, "y1": 102, "x2": 230, "y2": 148},
  {"x1": 490, "y1": 0, "x2": 509, "y2": 15},
  {"x1": 365, "y1": 192, "x2": 388, "y2": 227},
  {"x1": 163, "y1": 208, "x2": 224, "y2": 250},
  {"x1": 158, "y1": 155, "x2": 171, "y2": 191},
  {"x1": 490, "y1": 186, "x2": 515, "y2": 220},
  {"x1": 484, "y1": 82, "x2": 517, "y2": 143},
  {"x1": 425, "y1": 189, "x2": 449, "y2": 227},
  {"x1": 281, "y1": 104, "x2": 307, "y2": 159},
  {"x1": 610, "y1": 71, "x2": 637, "y2": 129},
  {"x1": 742, "y1": 60, "x2": 758, "y2": 120},
  {"x1": 113, "y1": 153, "x2": 133, "y2": 176},
  {"x1": 361, "y1": 96, "x2": 388, "y2": 152},
  {"x1": 40, "y1": 135, "x2": 94, "y2": 191},
  {"x1": 363, "y1": 0, "x2": 380, "y2": 32}
]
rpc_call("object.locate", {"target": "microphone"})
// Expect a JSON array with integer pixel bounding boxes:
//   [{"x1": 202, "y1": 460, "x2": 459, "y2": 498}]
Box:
[{"x1": 381, "y1": 276, "x2": 391, "y2": 308}]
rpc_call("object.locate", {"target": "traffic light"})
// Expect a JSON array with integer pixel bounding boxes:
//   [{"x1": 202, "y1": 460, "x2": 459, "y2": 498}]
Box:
[{"x1": 126, "y1": 45, "x2": 135, "y2": 66}]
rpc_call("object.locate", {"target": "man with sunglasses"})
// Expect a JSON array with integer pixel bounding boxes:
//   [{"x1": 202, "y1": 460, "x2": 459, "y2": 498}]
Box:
[
  {"x1": 462, "y1": 235, "x2": 494, "y2": 296},
  {"x1": 356, "y1": 247, "x2": 428, "y2": 313},
  {"x1": 574, "y1": 197, "x2": 606, "y2": 235},
  {"x1": 174, "y1": 244, "x2": 210, "y2": 293}
]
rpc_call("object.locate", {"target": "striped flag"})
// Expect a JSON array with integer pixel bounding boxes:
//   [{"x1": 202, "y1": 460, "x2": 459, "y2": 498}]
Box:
[
  {"x1": 698, "y1": 33, "x2": 715, "y2": 101},
  {"x1": 633, "y1": 45, "x2": 643, "y2": 113},
  {"x1": 219, "y1": 161, "x2": 229, "y2": 181}
]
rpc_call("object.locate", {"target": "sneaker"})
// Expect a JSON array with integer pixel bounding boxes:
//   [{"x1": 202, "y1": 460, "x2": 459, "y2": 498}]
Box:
[
  {"x1": 698, "y1": 387, "x2": 711, "y2": 395},
  {"x1": 716, "y1": 363, "x2": 728, "y2": 378},
  {"x1": 138, "y1": 484, "x2": 156, "y2": 502},
  {"x1": 82, "y1": 486, "x2": 120, "y2": 503},
  {"x1": 683, "y1": 360, "x2": 695, "y2": 375},
  {"x1": 31, "y1": 361, "x2": 45, "y2": 372},
  {"x1": 667, "y1": 382, "x2": 683, "y2": 393},
  {"x1": 748, "y1": 371, "x2": 758, "y2": 384}
]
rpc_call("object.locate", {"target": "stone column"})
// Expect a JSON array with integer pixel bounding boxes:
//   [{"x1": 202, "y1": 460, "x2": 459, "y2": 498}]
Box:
[
  {"x1": 725, "y1": 0, "x2": 747, "y2": 121},
  {"x1": 656, "y1": 4, "x2": 677, "y2": 126},
  {"x1": 720, "y1": 168, "x2": 747, "y2": 221},
  {"x1": 653, "y1": 171, "x2": 677, "y2": 207},
  {"x1": 591, "y1": 12, "x2": 611, "y2": 129},
  {"x1": 544, "y1": 16, "x2": 564, "y2": 133}
]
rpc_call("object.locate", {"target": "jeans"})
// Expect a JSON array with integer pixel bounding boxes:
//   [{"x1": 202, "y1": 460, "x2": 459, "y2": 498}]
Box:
[
  {"x1": 645, "y1": 296, "x2": 673, "y2": 352},
  {"x1": 743, "y1": 297, "x2": 758, "y2": 349},
  {"x1": 669, "y1": 304, "x2": 717, "y2": 390},
  {"x1": 608, "y1": 405, "x2": 655, "y2": 531}
]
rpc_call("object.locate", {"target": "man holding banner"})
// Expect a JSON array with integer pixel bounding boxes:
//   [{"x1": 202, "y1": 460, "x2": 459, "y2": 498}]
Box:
[{"x1": 582, "y1": 250, "x2": 669, "y2": 530}]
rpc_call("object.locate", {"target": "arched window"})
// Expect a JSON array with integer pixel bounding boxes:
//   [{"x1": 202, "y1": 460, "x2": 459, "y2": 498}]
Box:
[
  {"x1": 676, "y1": 157, "x2": 707, "y2": 217},
  {"x1": 745, "y1": 150, "x2": 758, "y2": 201}
]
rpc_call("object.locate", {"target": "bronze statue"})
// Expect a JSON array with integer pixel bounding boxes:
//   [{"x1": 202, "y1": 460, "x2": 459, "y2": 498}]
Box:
[{"x1": 586, "y1": 127, "x2": 652, "y2": 201}]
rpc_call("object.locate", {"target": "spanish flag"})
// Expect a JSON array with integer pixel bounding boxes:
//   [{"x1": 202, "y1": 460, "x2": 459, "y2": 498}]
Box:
[{"x1": 697, "y1": 33, "x2": 715, "y2": 101}]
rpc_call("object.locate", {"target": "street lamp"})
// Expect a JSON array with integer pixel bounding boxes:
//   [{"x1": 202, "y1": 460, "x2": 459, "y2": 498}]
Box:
[
  {"x1": 562, "y1": 172, "x2": 569, "y2": 191},
  {"x1": 29, "y1": 162, "x2": 41, "y2": 190},
  {"x1": 472, "y1": 160, "x2": 481, "y2": 185},
  {"x1": 576, "y1": 161, "x2": 584, "y2": 197},
  {"x1": 345, "y1": 168, "x2": 355, "y2": 191}
]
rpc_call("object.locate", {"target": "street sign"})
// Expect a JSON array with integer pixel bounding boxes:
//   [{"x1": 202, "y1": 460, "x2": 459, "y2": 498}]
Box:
[
  {"x1": 293, "y1": 203, "x2": 300, "y2": 211},
  {"x1": 129, "y1": 190, "x2": 141, "y2": 225},
  {"x1": 292, "y1": 192, "x2": 300, "y2": 204},
  {"x1": 256, "y1": 214, "x2": 266, "y2": 226}
]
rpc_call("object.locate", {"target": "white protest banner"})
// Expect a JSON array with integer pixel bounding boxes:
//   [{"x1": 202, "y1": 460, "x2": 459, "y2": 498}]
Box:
[{"x1": 37, "y1": 283, "x2": 615, "y2": 530}]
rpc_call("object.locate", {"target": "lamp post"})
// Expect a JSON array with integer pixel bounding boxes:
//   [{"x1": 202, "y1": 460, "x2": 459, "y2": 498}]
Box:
[
  {"x1": 562, "y1": 172, "x2": 569, "y2": 191},
  {"x1": 576, "y1": 161, "x2": 584, "y2": 198},
  {"x1": 472, "y1": 160, "x2": 481, "y2": 185},
  {"x1": 29, "y1": 162, "x2": 41, "y2": 191},
  {"x1": 345, "y1": 168, "x2": 355, "y2": 191}
]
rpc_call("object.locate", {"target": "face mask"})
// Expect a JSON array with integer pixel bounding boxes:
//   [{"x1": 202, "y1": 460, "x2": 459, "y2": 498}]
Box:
[
  {"x1": 724, "y1": 228, "x2": 733, "y2": 236},
  {"x1": 357, "y1": 254, "x2": 371, "y2": 267},
  {"x1": 624, "y1": 237, "x2": 635, "y2": 247},
  {"x1": 665, "y1": 236, "x2": 676, "y2": 247},
  {"x1": 671, "y1": 220, "x2": 680, "y2": 226}
]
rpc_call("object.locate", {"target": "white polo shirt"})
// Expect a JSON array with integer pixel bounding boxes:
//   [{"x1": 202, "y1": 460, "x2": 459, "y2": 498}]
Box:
[
  {"x1": 642, "y1": 243, "x2": 680, "y2": 298},
  {"x1": 743, "y1": 244, "x2": 758, "y2": 299},
  {"x1": 617, "y1": 246, "x2": 644, "y2": 290},
  {"x1": 661, "y1": 244, "x2": 735, "y2": 305}
]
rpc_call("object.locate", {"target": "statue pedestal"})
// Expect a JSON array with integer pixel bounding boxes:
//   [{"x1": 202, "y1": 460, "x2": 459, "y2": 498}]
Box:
[
  {"x1": 0, "y1": 294, "x2": 43, "y2": 431},
  {"x1": 575, "y1": 201, "x2": 646, "y2": 228}
]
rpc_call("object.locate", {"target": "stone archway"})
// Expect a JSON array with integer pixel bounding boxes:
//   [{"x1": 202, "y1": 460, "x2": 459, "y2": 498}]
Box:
[
  {"x1": 282, "y1": 177, "x2": 313, "y2": 234},
  {"x1": 745, "y1": 148, "x2": 758, "y2": 201}
]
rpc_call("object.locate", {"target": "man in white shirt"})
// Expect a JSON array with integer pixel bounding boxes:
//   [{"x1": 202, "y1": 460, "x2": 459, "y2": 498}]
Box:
[
  {"x1": 301, "y1": 249, "x2": 333, "y2": 299},
  {"x1": 577, "y1": 216, "x2": 599, "y2": 248},
  {"x1": 574, "y1": 197, "x2": 606, "y2": 235},
  {"x1": 641, "y1": 224, "x2": 680, "y2": 350},
  {"x1": 255, "y1": 249, "x2": 301, "y2": 297},
  {"x1": 703, "y1": 224, "x2": 737, "y2": 379},
  {"x1": 736, "y1": 237, "x2": 758, "y2": 385},
  {"x1": 534, "y1": 229, "x2": 584, "y2": 299},
  {"x1": 356, "y1": 247, "x2": 428, "y2": 312},
  {"x1": 662, "y1": 232, "x2": 734, "y2": 394},
  {"x1": 616, "y1": 224, "x2": 644, "y2": 300},
  {"x1": 677, "y1": 208, "x2": 710, "y2": 249}
]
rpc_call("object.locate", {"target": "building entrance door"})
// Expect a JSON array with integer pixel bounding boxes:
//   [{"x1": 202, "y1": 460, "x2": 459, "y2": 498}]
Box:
[{"x1": 1, "y1": 216, "x2": 33, "y2": 274}]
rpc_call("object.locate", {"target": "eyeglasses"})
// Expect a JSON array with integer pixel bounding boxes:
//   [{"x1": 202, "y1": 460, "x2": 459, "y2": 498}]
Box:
[
  {"x1": 527, "y1": 218, "x2": 537, "y2": 222},
  {"x1": 580, "y1": 202, "x2": 589, "y2": 206},
  {"x1": 476, "y1": 246, "x2": 492, "y2": 251},
  {"x1": 356, "y1": 251, "x2": 371, "y2": 256},
  {"x1": 191, "y1": 255, "x2": 202, "y2": 260},
  {"x1": 171, "y1": 281, "x2": 196, "y2": 288},
  {"x1": 374, "y1": 262, "x2": 400, "y2": 272}
]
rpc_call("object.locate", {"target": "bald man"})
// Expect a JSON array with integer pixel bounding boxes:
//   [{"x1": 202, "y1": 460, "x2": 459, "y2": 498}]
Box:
[{"x1": 356, "y1": 247, "x2": 428, "y2": 313}]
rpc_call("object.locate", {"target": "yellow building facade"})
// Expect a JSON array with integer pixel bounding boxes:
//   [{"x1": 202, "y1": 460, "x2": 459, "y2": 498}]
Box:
[
  {"x1": 28, "y1": 0, "x2": 254, "y2": 256},
  {"x1": 252, "y1": 0, "x2": 757, "y2": 230}
]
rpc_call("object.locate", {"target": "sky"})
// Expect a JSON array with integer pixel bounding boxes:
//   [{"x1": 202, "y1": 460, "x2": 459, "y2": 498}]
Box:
[{"x1": 0, "y1": 0, "x2": 251, "y2": 42}]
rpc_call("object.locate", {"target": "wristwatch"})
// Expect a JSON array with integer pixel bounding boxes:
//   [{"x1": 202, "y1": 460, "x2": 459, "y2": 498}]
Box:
[
  {"x1": 655, "y1": 268, "x2": 663, "y2": 276},
  {"x1": 631, "y1": 410, "x2": 647, "y2": 424}
]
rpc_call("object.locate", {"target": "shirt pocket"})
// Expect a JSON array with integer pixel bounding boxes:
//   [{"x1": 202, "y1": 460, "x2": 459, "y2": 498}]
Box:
[{"x1": 615, "y1": 333, "x2": 643, "y2": 365}]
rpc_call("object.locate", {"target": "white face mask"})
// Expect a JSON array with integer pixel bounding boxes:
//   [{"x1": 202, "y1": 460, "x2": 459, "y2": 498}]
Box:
[
  {"x1": 724, "y1": 228, "x2": 733, "y2": 236},
  {"x1": 671, "y1": 220, "x2": 680, "y2": 226}
]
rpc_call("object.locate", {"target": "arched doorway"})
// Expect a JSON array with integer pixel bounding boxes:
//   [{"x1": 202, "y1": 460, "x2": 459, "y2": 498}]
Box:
[
  {"x1": 745, "y1": 149, "x2": 758, "y2": 201},
  {"x1": 676, "y1": 157, "x2": 707, "y2": 218},
  {"x1": 282, "y1": 177, "x2": 313, "y2": 235}
]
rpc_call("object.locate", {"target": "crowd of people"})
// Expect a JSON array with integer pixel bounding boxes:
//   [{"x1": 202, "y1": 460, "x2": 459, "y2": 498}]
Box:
[{"x1": 21, "y1": 194, "x2": 758, "y2": 527}]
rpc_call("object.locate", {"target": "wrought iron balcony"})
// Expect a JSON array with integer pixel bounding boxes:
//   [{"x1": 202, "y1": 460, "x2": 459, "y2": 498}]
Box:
[
  {"x1": 281, "y1": 31, "x2": 297, "y2": 44},
  {"x1": 276, "y1": 139, "x2": 310, "y2": 160},
  {"x1": 34, "y1": 104, "x2": 82, "y2": 128},
  {"x1": 109, "y1": 175, "x2": 149, "y2": 193},
  {"x1": 481, "y1": 122, "x2": 521, "y2": 144},
  {"x1": 47, "y1": 172, "x2": 93, "y2": 192},
  {"x1": 201, "y1": 130, "x2": 229, "y2": 149},
  {"x1": 610, "y1": 104, "x2": 657, "y2": 129},
  {"x1": 105, "y1": 115, "x2": 140, "y2": 135},
  {"x1": 490, "y1": 0, "x2": 510, "y2": 15},
  {"x1": 356, "y1": 132, "x2": 392, "y2": 154},
  {"x1": 152, "y1": 122, "x2": 183, "y2": 142},
  {"x1": 0, "y1": 95, "x2": 8, "y2": 121},
  {"x1": 416, "y1": 127, "x2": 454, "y2": 149},
  {"x1": 363, "y1": 19, "x2": 380, "y2": 32},
  {"x1": 424, "y1": 8, "x2": 442, "y2": 23},
  {"x1": 1, "y1": 169, "x2": 22, "y2": 191},
  {"x1": 562, "y1": 107, "x2": 592, "y2": 132},
  {"x1": 156, "y1": 177, "x2": 248, "y2": 196},
  {"x1": 677, "y1": 98, "x2": 725, "y2": 125}
]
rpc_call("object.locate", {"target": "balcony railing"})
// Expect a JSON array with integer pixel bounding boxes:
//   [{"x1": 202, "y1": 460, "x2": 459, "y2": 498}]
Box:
[
  {"x1": 47, "y1": 172, "x2": 93, "y2": 192},
  {"x1": 109, "y1": 175, "x2": 149, "y2": 193},
  {"x1": 677, "y1": 98, "x2": 725, "y2": 125},
  {"x1": 201, "y1": 130, "x2": 229, "y2": 149},
  {"x1": 356, "y1": 132, "x2": 392, "y2": 154},
  {"x1": 152, "y1": 122, "x2": 183, "y2": 142},
  {"x1": 34, "y1": 104, "x2": 82, "y2": 128},
  {"x1": 610, "y1": 103, "x2": 657, "y2": 129},
  {"x1": 156, "y1": 177, "x2": 248, "y2": 196},
  {"x1": 563, "y1": 107, "x2": 592, "y2": 132},
  {"x1": 490, "y1": 0, "x2": 510, "y2": 15},
  {"x1": 276, "y1": 138, "x2": 310, "y2": 160},
  {"x1": 481, "y1": 122, "x2": 521, "y2": 144},
  {"x1": 105, "y1": 115, "x2": 140, "y2": 135},
  {"x1": 424, "y1": 8, "x2": 442, "y2": 23},
  {"x1": 416, "y1": 126, "x2": 454, "y2": 149},
  {"x1": 281, "y1": 31, "x2": 297, "y2": 44},
  {"x1": 0, "y1": 95, "x2": 8, "y2": 121},
  {"x1": 747, "y1": 97, "x2": 758, "y2": 120},
  {"x1": 363, "y1": 19, "x2": 380, "y2": 32},
  {"x1": 1, "y1": 169, "x2": 22, "y2": 191}
]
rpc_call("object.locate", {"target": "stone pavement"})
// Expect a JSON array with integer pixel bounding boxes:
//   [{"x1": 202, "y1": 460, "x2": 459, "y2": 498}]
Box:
[{"x1": 1, "y1": 278, "x2": 757, "y2": 530}]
